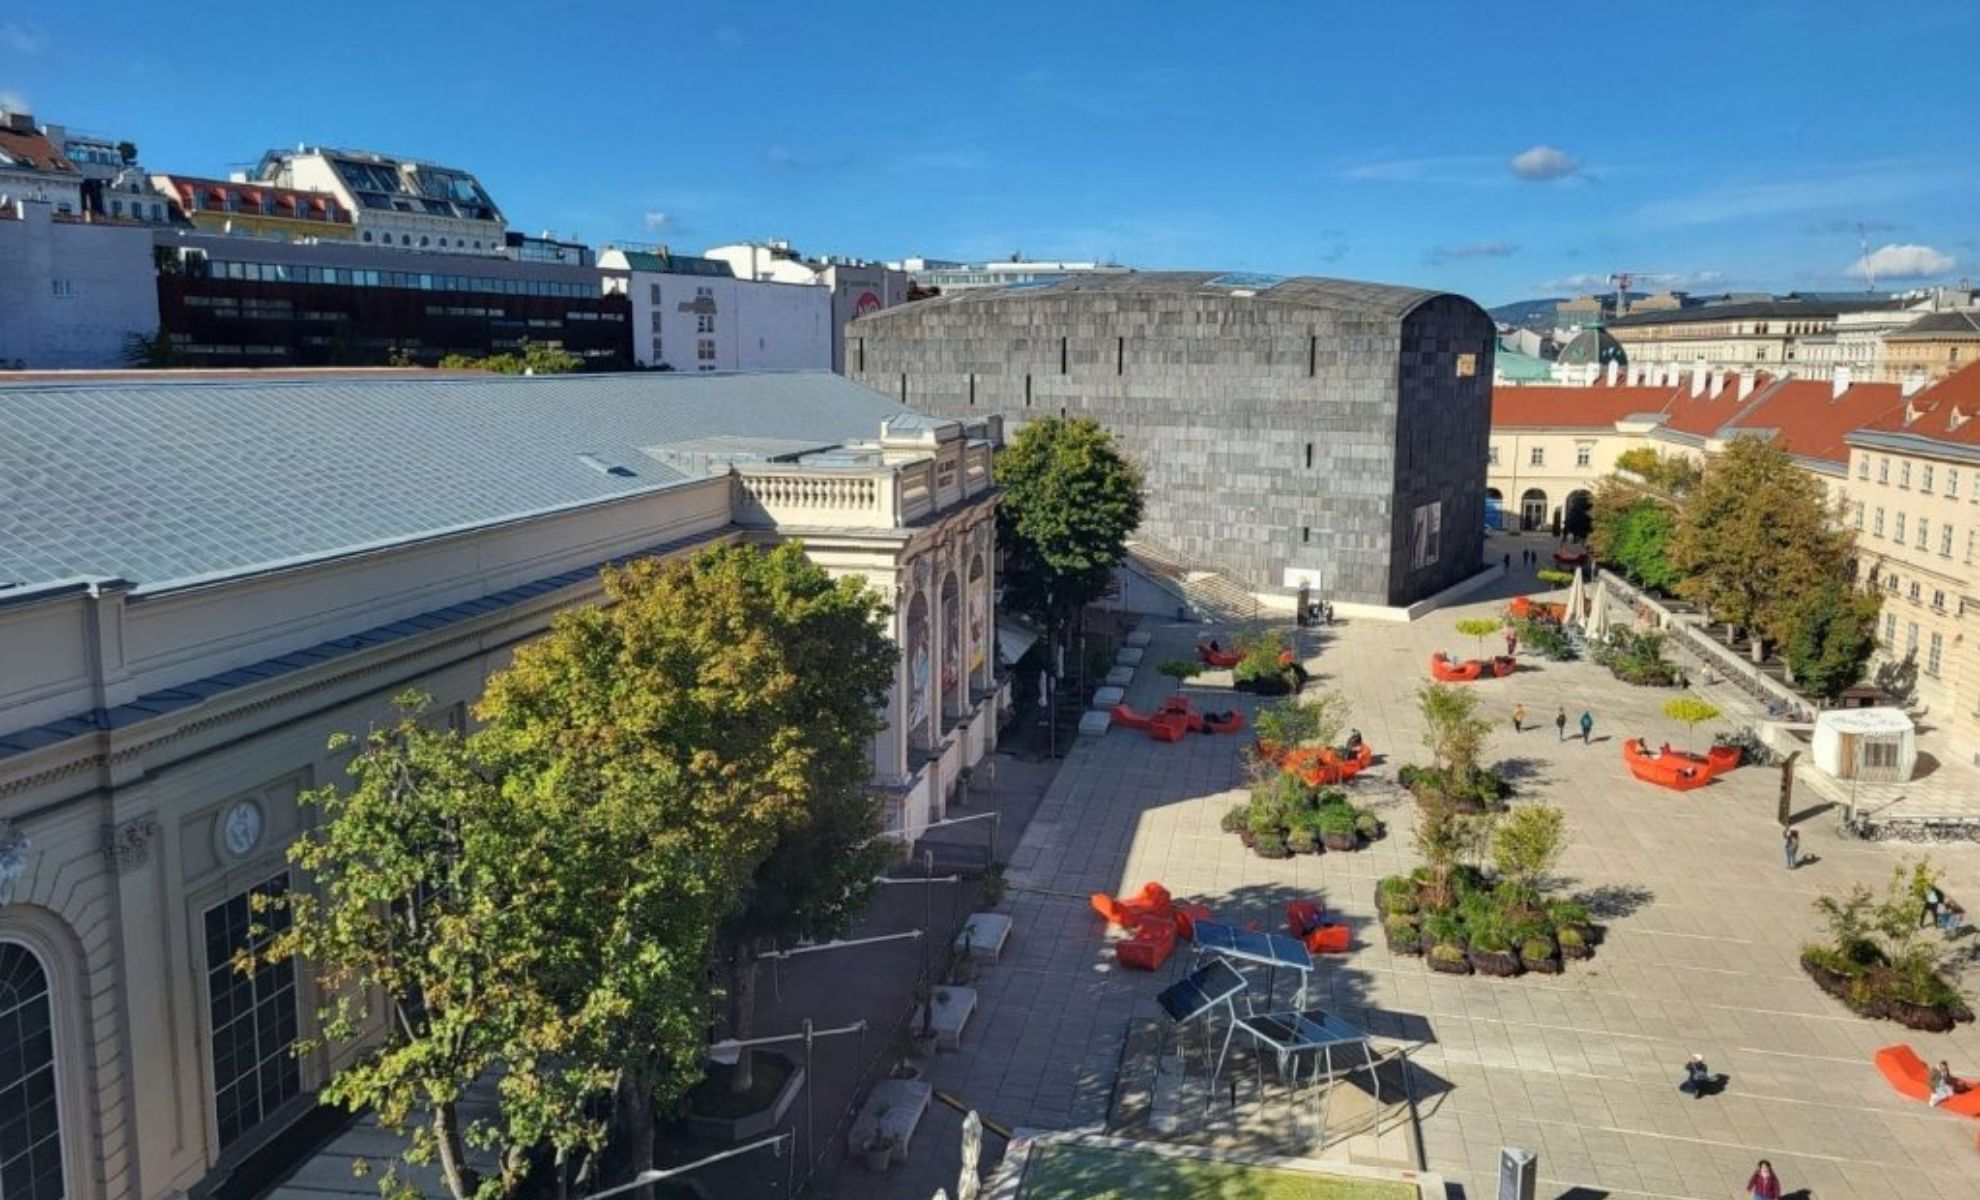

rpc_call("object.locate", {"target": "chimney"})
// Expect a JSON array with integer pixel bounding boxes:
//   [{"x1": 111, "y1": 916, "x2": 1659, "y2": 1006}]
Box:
[
  {"x1": 1832, "y1": 364, "x2": 1852, "y2": 400},
  {"x1": 1709, "y1": 369, "x2": 1726, "y2": 398},
  {"x1": 1902, "y1": 369, "x2": 1927, "y2": 398},
  {"x1": 5, "y1": 112, "x2": 32, "y2": 133},
  {"x1": 1690, "y1": 365, "x2": 1706, "y2": 397},
  {"x1": 1605, "y1": 359, "x2": 1619, "y2": 387},
  {"x1": 1738, "y1": 373, "x2": 1758, "y2": 401}
]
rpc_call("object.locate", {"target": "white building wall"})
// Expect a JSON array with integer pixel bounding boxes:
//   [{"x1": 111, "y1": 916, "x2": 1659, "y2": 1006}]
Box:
[
  {"x1": 731, "y1": 280, "x2": 830, "y2": 370},
  {"x1": 622, "y1": 270, "x2": 830, "y2": 372},
  {"x1": 0, "y1": 201, "x2": 160, "y2": 368}
]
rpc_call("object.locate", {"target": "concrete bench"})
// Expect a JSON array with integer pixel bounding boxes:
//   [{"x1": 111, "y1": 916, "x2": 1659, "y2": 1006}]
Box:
[
  {"x1": 1078, "y1": 710, "x2": 1112, "y2": 737},
  {"x1": 1116, "y1": 647, "x2": 1146, "y2": 667},
  {"x1": 847, "y1": 1079, "x2": 931, "y2": 1163},
  {"x1": 1104, "y1": 665, "x2": 1135, "y2": 687},
  {"x1": 1125, "y1": 630, "x2": 1153, "y2": 648},
  {"x1": 1091, "y1": 685, "x2": 1125, "y2": 709},
  {"x1": 956, "y1": 912, "x2": 1012, "y2": 962},
  {"x1": 929, "y1": 986, "x2": 977, "y2": 1051}
]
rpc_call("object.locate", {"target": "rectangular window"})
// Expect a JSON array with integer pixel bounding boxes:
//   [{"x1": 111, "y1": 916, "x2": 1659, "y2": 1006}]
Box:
[
  {"x1": 649, "y1": 283, "x2": 660, "y2": 304},
  {"x1": 1928, "y1": 632, "x2": 1944, "y2": 677},
  {"x1": 1575, "y1": 444, "x2": 1592, "y2": 468},
  {"x1": 1933, "y1": 589, "x2": 1946, "y2": 611},
  {"x1": 697, "y1": 337, "x2": 715, "y2": 362},
  {"x1": 1864, "y1": 740, "x2": 1900, "y2": 770},
  {"x1": 1894, "y1": 513, "x2": 1906, "y2": 542},
  {"x1": 1949, "y1": 468, "x2": 1960, "y2": 497},
  {"x1": 1879, "y1": 457, "x2": 1890, "y2": 483},
  {"x1": 1917, "y1": 520, "x2": 1930, "y2": 550},
  {"x1": 1884, "y1": 612, "x2": 1897, "y2": 643},
  {"x1": 1874, "y1": 508, "x2": 1885, "y2": 537},
  {"x1": 1900, "y1": 461, "x2": 1912, "y2": 488},
  {"x1": 1942, "y1": 525, "x2": 1955, "y2": 557},
  {"x1": 1529, "y1": 446, "x2": 1545, "y2": 467},
  {"x1": 1921, "y1": 466, "x2": 1934, "y2": 493},
  {"x1": 1906, "y1": 621, "x2": 1919, "y2": 659},
  {"x1": 206, "y1": 873, "x2": 301, "y2": 1149},
  {"x1": 1853, "y1": 501, "x2": 1864, "y2": 530},
  {"x1": 1304, "y1": 443, "x2": 1314, "y2": 469},
  {"x1": 1909, "y1": 581, "x2": 1922, "y2": 604},
  {"x1": 696, "y1": 313, "x2": 714, "y2": 334},
  {"x1": 1488, "y1": 445, "x2": 1500, "y2": 466},
  {"x1": 1858, "y1": 455, "x2": 1869, "y2": 479}
]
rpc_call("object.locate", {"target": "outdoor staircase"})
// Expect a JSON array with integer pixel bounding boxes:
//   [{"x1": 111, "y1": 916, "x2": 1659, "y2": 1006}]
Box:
[{"x1": 1123, "y1": 537, "x2": 1260, "y2": 624}]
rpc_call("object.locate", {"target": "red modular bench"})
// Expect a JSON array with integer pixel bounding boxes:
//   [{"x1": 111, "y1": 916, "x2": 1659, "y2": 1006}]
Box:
[
  {"x1": 1876, "y1": 1044, "x2": 1980, "y2": 1116},
  {"x1": 1197, "y1": 643, "x2": 1243, "y2": 668},
  {"x1": 1304, "y1": 924, "x2": 1352, "y2": 954},
  {"x1": 1090, "y1": 883, "x2": 1175, "y2": 929},
  {"x1": 1622, "y1": 739, "x2": 1713, "y2": 791},
  {"x1": 1116, "y1": 915, "x2": 1177, "y2": 971},
  {"x1": 1281, "y1": 741, "x2": 1375, "y2": 787},
  {"x1": 1488, "y1": 655, "x2": 1517, "y2": 678},
  {"x1": 1286, "y1": 900, "x2": 1324, "y2": 937},
  {"x1": 1507, "y1": 597, "x2": 1566, "y2": 623},
  {"x1": 1430, "y1": 652, "x2": 1485, "y2": 682},
  {"x1": 1148, "y1": 713, "x2": 1190, "y2": 742},
  {"x1": 1173, "y1": 902, "x2": 1214, "y2": 941},
  {"x1": 1111, "y1": 703, "x2": 1154, "y2": 731}
]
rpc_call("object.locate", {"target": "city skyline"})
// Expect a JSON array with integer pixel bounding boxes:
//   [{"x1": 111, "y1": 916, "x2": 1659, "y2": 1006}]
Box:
[{"x1": 2, "y1": 1, "x2": 1976, "y2": 304}]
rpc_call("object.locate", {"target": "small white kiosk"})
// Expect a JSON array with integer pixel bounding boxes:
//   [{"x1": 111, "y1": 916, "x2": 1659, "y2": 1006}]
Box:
[{"x1": 1812, "y1": 707, "x2": 1916, "y2": 783}]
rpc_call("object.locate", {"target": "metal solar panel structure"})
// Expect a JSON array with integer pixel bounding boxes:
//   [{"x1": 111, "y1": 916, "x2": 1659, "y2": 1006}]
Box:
[
  {"x1": 1209, "y1": 1007, "x2": 1384, "y2": 1129},
  {"x1": 1156, "y1": 958, "x2": 1247, "y2": 1025},
  {"x1": 1187, "y1": 921, "x2": 1313, "y2": 1008}
]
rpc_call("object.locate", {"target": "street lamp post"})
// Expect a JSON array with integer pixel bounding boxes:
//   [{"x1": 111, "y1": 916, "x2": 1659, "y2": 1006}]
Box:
[
  {"x1": 580, "y1": 1131, "x2": 792, "y2": 1200},
  {"x1": 706, "y1": 1020, "x2": 868, "y2": 1195}
]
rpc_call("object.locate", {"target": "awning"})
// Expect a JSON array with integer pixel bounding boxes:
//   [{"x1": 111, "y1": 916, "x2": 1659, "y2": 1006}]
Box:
[{"x1": 996, "y1": 617, "x2": 1039, "y2": 667}]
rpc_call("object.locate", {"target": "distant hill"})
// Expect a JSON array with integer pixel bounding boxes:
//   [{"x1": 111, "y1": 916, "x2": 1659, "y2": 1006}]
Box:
[{"x1": 1488, "y1": 298, "x2": 1563, "y2": 331}]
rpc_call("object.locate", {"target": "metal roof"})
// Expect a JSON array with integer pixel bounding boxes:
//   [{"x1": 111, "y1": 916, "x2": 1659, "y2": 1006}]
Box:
[
  {"x1": 861, "y1": 270, "x2": 1445, "y2": 321},
  {"x1": 0, "y1": 371, "x2": 914, "y2": 592},
  {"x1": 1606, "y1": 296, "x2": 1908, "y2": 328}
]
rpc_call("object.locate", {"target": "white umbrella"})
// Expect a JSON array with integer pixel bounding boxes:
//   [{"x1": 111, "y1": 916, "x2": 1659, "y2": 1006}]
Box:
[
  {"x1": 1588, "y1": 577, "x2": 1610, "y2": 637},
  {"x1": 1563, "y1": 568, "x2": 1588, "y2": 629}
]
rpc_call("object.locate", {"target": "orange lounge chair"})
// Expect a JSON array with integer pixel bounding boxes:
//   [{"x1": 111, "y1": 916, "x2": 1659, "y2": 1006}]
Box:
[
  {"x1": 1622, "y1": 738, "x2": 1713, "y2": 791},
  {"x1": 1148, "y1": 713, "x2": 1189, "y2": 742},
  {"x1": 1430, "y1": 652, "x2": 1485, "y2": 683},
  {"x1": 1173, "y1": 902, "x2": 1214, "y2": 941},
  {"x1": 1116, "y1": 916, "x2": 1177, "y2": 971},
  {"x1": 1875, "y1": 1044, "x2": 1980, "y2": 1117},
  {"x1": 1286, "y1": 900, "x2": 1324, "y2": 937},
  {"x1": 1090, "y1": 882, "x2": 1175, "y2": 929},
  {"x1": 1487, "y1": 655, "x2": 1517, "y2": 678},
  {"x1": 1111, "y1": 704, "x2": 1154, "y2": 731},
  {"x1": 1303, "y1": 924, "x2": 1352, "y2": 954},
  {"x1": 1198, "y1": 643, "x2": 1243, "y2": 668}
]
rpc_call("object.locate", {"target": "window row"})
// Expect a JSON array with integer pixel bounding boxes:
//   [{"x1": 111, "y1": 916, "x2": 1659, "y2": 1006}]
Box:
[
  {"x1": 192, "y1": 259, "x2": 602, "y2": 299},
  {"x1": 358, "y1": 230, "x2": 487, "y2": 250},
  {"x1": 1862, "y1": 454, "x2": 1973, "y2": 502}
]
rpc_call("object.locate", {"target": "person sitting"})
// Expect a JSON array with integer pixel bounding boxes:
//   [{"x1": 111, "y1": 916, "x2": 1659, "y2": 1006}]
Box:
[
  {"x1": 1941, "y1": 897, "x2": 1966, "y2": 934},
  {"x1": 1922, "y1": 885, "x2": 1944, "y2": 929},
  {"x1": 1679, "y1": 1054, "x2": 1716, "y2": 1098},
  {"x1": 1207, "y1": 639, "x2": 1221, "y2": 654},
  {"x1": 1929, "y1": 1060, "x2": 1961, "y2": 1106},
  {"x1": 1344, "y1": 728, "x2": 1364, "y2": 754}
]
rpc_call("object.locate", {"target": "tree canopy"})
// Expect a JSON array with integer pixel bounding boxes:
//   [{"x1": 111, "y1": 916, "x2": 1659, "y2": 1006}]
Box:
[
  {"x1": 1588, "y1": 483, "x2": 1681, "y2": 592},
  {"x1": 1671, "y1": 436, "x2": 1855, "y2": 648},
  {"x1": 440, "y1": 340, "x2": 584, "y2": 375},
  {"x1": 994, "y1": 417, "x2": 1145, "y2": 631},
  {"x1": 1784, "y1": 577, "x2": 1881, "y2": 698}
]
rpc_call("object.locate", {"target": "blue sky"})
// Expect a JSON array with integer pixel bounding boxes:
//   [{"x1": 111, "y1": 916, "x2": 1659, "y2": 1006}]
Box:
[{"x1": 3, "y1": 1, "x2": 1974, "y2": 305}]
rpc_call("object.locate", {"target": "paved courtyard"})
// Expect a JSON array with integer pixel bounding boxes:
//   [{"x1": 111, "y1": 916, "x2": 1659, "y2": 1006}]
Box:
[{"x1": 860, "y1": 564, "x2": 1980, "y2": 1200}]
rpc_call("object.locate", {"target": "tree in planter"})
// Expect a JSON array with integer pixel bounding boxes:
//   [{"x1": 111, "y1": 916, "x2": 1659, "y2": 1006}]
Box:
[
  {"x1": 1661, "y1": 698, "x2": 1721, "y2": 738},
  {"x1": 1490, "y1": 804, "x2": 1567, "y2": 906},
  {"x1": 1454, "y1": 617, "x2": 1503, "y2": 658},
  {"x1": 1253, "y1": 691, "x2": 1348, "y2": 754},
  {"x1": 1418, "y1": 683, "x2": 1493, "y2": 786},
  {"x1": 994, "y1": 417, "x2": 1145, "y2": 661},
  {"x1": 257, "y1": 696, "x2": 615, "y2": 1200},
  {"x1": 1784, "y1": 578, "x2": 1880, "y2": 700},
  {"x1": 1157, "y1": 659, "x2": 1202, "y2": 693},
  {"x1": 476, "y1": 543, "x2": 895, "y2": 1177},
  {"x1": 1412, "y1": 796, "x2": 1492, "y2": 911}
]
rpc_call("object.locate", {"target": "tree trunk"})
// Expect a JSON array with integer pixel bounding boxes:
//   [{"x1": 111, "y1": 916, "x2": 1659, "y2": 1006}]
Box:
[
  {"x1": 432, "y1": 1101, "x2": 478, "y2": 1200},
  {"x1": 605, "y1": 1073, "x2": 656, "y2": 1200},
  {"x1": 726, "y1": 938, "x2": 762, "y2": 1095}
]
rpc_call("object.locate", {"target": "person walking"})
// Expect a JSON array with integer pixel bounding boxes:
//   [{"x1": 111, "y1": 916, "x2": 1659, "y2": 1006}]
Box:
[
  {"x1": 1513, "y1": 703, "x2": 1528, "y2": 734},
  {"x1": 1554, "y1": 707, "x2": 1568, "y2": 741},
  {"x1": 1578, "y1": 709, "x2": 1594, "y2": 744},
  {"x1": 1503, "y1": 552, "x2": 1511, "y2": 573},
  {"x1": 1505, "y1": 628, "x2": 1518, "y2": 657},
  {"x1": 1782, "y1": 825, "x2": 1800, "y2": 871},
  {"x1": 1745, "y1": 1159, "x2": 1782, "y2": 1200}
]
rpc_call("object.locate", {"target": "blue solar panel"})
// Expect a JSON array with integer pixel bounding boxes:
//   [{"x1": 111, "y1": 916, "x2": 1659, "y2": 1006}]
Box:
[
  {"x1": 1191, "y1": 922, "x2": 1312, "y2": 970},
  {"x1": 1240, "y1": 1009, "x2": 1370, "y2": 1052},
  {"x1": 1205, "y1": 272, "x2": 1288, "y2": 291},
  {"x1": 1157, "y1": 959, "x2": 1247, "y2": 1024},
  {"x1": 1002, "y1": 278, "x2": 1060, "y2": 291}
]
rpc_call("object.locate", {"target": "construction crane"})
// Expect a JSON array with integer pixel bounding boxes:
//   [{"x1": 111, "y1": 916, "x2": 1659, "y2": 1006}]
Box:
[
  {"x1": 1857, "y1": 223, "x2": 1877, "y2": 293},
  {"x1": 1605, "y1": 272, "x2": 1671, "y2": 319}
]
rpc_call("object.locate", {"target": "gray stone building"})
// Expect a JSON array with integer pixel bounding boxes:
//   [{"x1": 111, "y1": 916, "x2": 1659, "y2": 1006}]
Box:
[{"x1": 846, "y1": 272, "x2": 1495, "y2": 609}]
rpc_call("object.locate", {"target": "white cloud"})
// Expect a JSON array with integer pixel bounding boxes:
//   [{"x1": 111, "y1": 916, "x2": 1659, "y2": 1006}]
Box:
[
  {"x1": 0, "y1": 22, "x2": 46, "y2": 55},
  {"x1": 1848, "y1": 243, "x2": 1955, "y2": 282},
  {"x1": 1427, "y1": 241, "x2": 1518, "y2": 265},
  {"x1": 0, "y1": 88, "x2": 27, "y2": 115},
  {"x1": 1341, "y1": 154, "x2": 1499, "y2": 185},
  {"x1": 1539, "y1": 268, "x2": 1727, "y2": 293},
  {"x1": 642, "y1": 212, "x2": 683, "y2": 235},
  {"x1": 1509, "y1": 145, "x2": 1580, "y2": 182}
]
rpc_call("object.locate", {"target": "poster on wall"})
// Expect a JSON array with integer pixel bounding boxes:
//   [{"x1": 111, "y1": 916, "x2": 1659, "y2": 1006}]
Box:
[
  {"x1": 942, "y1": 588, "x2": 961, "y2": 702},
  {"x1": 968, "y1": 588, "x2": 987, "y2": 675},
  {"x1": 907, "y1": 611, "x2": 931, "y2": 736}
]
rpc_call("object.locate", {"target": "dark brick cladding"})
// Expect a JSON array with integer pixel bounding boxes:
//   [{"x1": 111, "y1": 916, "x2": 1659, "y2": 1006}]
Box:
[{"x1": 847, "y1": 286, "x2": 1494, "y2": 606}]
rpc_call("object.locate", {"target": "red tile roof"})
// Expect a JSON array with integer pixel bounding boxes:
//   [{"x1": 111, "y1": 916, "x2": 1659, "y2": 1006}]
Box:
[
  {"x1": 1490, "y1": 383, "x2": 1683, "y2": 429},
  {"x1": 1854, "y1": 362, "x2": 1980, "y2": 449},
  {"x1": 0, "y1": 127, "x2": 77, "y2": 175},
  {"x1": 155, "y1": 174, "x2": 351, "y2": 223},
  {"x1": 1720, "y1": 378, "x2": 1906, "y2": 467}
]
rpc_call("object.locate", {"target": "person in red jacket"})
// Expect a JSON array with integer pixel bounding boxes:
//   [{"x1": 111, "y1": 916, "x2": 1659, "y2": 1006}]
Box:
[{"x1": 1744, "y1": 1160, "x2": 1781, "y2": 1200}]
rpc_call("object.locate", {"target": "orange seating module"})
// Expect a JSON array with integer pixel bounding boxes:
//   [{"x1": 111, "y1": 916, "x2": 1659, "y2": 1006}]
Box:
[
  {"x1": 1116, "y1": 916, "x2": 1177, "y2": 971},
  {"x1": 1624, "y1": 738, "x2": 1738, "y2": 790},
  {"x1": 1507, "y1": 596, "x2": 1567, "y2": 623},
  {"x1": 1110, "y1": 704, "x2": 1153, "y2": 731},
  {"x1": 1280, "y1": 740, "x2": 1375, "y2": 787},
  {"x1": 1286, "y1": 900, "x2": 1323, "y2": 937},
  {"x1": 1204, "y1": 710, "x2": 1246, "y2": 734},
  {"x1": 1876, "y1": 1044, "x2": 1980, "y2": 1116},
  {"x1": 1173, "y1": 902, "x2": 1214, "y2": 941},
  {"x1": 1198, "y1": 643, "x2": 1243, "y2": 668},
  {"x1": 1304, "y1": 924, "x2": 1352, "y2": 954},
  {"x1": 1148, "y1": 713, "x2": 1189, "y2": 742},
  {"x1": 1430, "y1": 652, "x2": 1485, "y2": 683},
  {"x1": 1488, "y1": 655, "x2": 1517, "y2": 678}
]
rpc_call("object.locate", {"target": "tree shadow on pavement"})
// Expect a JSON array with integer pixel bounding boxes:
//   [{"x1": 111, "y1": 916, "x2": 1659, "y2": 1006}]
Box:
[{"x1": 1560, "y1": 881, "x2": 1656, "y2": 921}]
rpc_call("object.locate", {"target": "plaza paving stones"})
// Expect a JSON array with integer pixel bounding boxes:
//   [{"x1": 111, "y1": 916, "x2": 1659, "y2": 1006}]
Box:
[{"x1": 862, "y1": 564, "x2": 1980, "y2": 1200}]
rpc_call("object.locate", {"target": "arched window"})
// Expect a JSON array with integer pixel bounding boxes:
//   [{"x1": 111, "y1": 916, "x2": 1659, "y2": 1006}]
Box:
[
  {"x1": 0, "y1": 942, "x2": 64, "y2": 1200},
  {"x1": 361, "y1": 231, "x2": 372, "y2": 243}
]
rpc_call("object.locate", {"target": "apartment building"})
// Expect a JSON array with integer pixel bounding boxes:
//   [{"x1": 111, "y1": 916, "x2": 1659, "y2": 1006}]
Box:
[
  {"x1": 704, "y1": 240, "x2": 911, "y2": 371},
  {"x1": 0, "y1": 199, "x2": 160, "y2": 368},
  {"x1": 151, "y1": 174, "x2": 355, "y2": 242},
  {"x1": 1881, "y1": 310, "x2": 1980, "y2": 384},
  {"x1": 0, "y1": 370, "x2": 1004, "y2": 1200},
  {"x1": 596, "y1": 246, "x2": 831, "y2": 372},
  {"x1": 253, "y1": 146, "x2": 506, "y2": 255},
  {"x1": 0, "y1": 111, "x2": 84, "y2": 213}
]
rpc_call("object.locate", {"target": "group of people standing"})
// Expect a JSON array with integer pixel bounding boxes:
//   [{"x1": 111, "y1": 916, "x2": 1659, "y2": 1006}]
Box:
[{"x1": 1509, "y1": 702, "x2": 1595, "y2": 744}]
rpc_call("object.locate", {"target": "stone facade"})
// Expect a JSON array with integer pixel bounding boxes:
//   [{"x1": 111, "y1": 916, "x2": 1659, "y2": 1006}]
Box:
[{"x1": 846, "y1": 273, "x2": 1495, "y2": 607}]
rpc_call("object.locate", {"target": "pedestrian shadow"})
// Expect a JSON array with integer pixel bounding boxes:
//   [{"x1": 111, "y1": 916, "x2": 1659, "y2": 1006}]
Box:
[
  {"x1": 1794, "y1": 853, "x2": 1823, "y2": 869},
  {"x1": 1552, "y1": 1189, "x2": 1611, "y2": 1200}
]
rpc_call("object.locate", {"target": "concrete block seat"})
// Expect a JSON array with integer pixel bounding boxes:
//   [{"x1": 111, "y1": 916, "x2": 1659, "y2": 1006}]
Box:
[
  {"x1": 1623, "y1": 738, "x2": 1731, "y2": 791},
  {"x1": 1125, "y1": 629, "x2": 1153, "y2": 648},
  {"x1": 1078, "y1": 710, "x2": 1113, "y2": 737},
  {"x1": 928, "y1": 986, "x2": 976, "y2": 1051},
  {"x1": 955, "y1": 912, "x2": 1011, "y2": 962},
  {"x1": 1091, "y1": 685, "x2": 1126, "y2": 709},
  {"x1": 1104, "y1": 665, "x2": 1135, "y2": 687},
  {"x1": 1875, "y1": 1044, "x2": 1980, "y2": 1117},
  {"x1": 847, "y1": 1079, "x2": 931, "y2": 1162},
  {"x1": 1116, "y1": 647, "x2": 1145, "y2": 667}
]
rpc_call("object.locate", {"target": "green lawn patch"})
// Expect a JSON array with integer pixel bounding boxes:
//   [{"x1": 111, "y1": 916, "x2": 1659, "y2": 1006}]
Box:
[{"x1": 1018, "y1": 1143, "x2": 1416, "y2": 1200}]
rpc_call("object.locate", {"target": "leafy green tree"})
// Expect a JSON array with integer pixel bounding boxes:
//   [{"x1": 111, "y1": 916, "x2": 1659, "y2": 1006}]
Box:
[
  {"x1": 1614, "y1": 447, "x2": 1700, "y2": 494},
  {"x1": 477, "y1": 542, "x2": 895, "y2": 1121},
  {"x1": 261, "y1": 696, "x2": 609, "y2": 1200},
  {"x1": 1490, "y1": 803, "x2": 1567, "y2": 895},
  {"x1": 1418, "y1": 682, "x2": 1492, "y2": 779},
  {"x1": 1672, "y1": 436, "x2": 1853, "y2": 654},
  {"x1": 1562, "y1": 491, "x2": 1593, "y2": 541},
  {"x1": 1784, "y1": 578, "x2": 1881, "y2": 699},
  {"x1": 440, "y1": 340, "x2": 585, "y2": 375},
  {"x1": 994, "y1": 417, "x2": 1145, "y2": 644},
  {"x1": 1455, "y1": 617, "x2": 1503, "y2": 656},
  {"x1": 1589, "y1": 480, "x2": 1681, "y2": 592},
  {"x1": 1661, "y1": 697, "x2": 1721, "y2": 734}
]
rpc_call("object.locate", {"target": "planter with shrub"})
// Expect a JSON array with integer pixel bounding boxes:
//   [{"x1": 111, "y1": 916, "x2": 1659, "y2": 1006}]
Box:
[
  {"x1": 1592, "y1": 628, "x2": 1684, "y2": 687},
  {"x1": 1224, "y1": 768, "x2": 1382, "y2": 859},
  {"x1": 1799, "y1": 861, "x2": 1973, "y2": 1031},
  {"x1": 1426, "y1": 942, "x2": 1472, "y2": 974}
]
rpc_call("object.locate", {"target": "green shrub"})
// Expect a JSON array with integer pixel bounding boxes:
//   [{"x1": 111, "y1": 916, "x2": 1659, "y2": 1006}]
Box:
[
  {"x1": 1536, "y1": 568, "x2": 1574, "y2": 587},
  {"x1": 1428, "y1": 942, "x2": 1467, "y2": 966},
  {"x1": 1354, "y1": 811, "x2": 1382, "y2": 839},
  {"x1": 1546, "y1": 900, "x2": 1590, "y2": 929},
  {"x1": 1422, "y1": 911, "x2": 1466, "y2": 948},
  {"x1": 1286, "y1": 827, "x2": 1318, "y2": 854},
  {"x1": 1220, "y1": 806, "x2": 1248, "y2": 835},
  {"x1": 1253, "y1": 831, "x2": 1289, "y2": 858},
  {"x1": 1515, "y1": 618, "x2": 1577, "y2": 661},
  {"x1": 1316, "y1": 806, "x2": 1358, "y2": 838},
  {"x1": 1383, "y1": 890, "x2": 1419, "y2": 916},
  {"x1": 1379, "y1": 875, "x2": 1415, "y2": 901},
  {"x1": 1557, "y1": 927, "x2": 1586, "y2": 951},
  {"x1": 1520, "y1": 937, "x2": 1556, "y2": 961}
]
